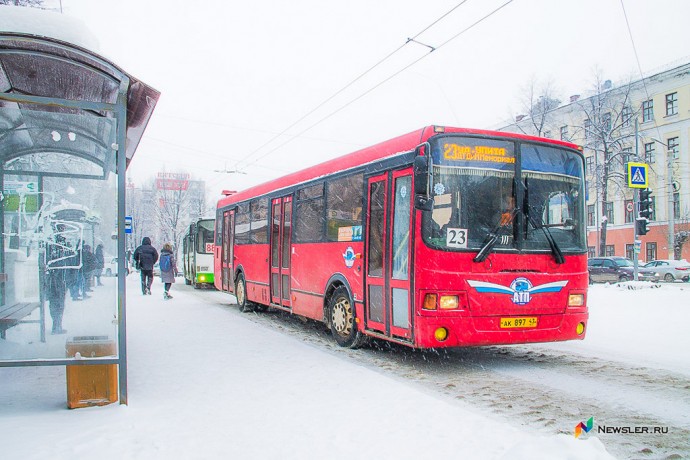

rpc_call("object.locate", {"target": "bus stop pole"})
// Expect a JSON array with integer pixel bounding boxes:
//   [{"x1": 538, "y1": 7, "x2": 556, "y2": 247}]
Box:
[{"x1": 116, "y1": 81, "x2": 129, "y2": 405}]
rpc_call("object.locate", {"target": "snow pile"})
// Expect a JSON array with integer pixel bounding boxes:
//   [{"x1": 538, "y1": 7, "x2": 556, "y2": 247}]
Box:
[{"x1": 0, "y1": 5, "x2": 98, "y2": 51}]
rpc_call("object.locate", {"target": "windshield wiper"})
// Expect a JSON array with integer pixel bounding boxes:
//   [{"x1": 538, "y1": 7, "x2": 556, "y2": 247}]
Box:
[
  {"x1": 526, "y1": 206, "x2": 565, "y2": 264},
  {"x1": 473, "y1": 208, "x2": 517, "y2": 263}
]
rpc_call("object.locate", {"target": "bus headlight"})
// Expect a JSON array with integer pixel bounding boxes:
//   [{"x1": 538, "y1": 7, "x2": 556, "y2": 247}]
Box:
[
  {"x1": 439, "y1": 295, "x2": 459, "y2": 309},
  {"x1": 568, "y1": 293, "x2": 585, "y2": 307}
]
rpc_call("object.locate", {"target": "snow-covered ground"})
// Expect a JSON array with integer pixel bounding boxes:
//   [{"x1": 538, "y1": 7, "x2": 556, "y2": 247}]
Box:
[{"x1": 2, "y1": 276, "x2": 689, "y2": 459}]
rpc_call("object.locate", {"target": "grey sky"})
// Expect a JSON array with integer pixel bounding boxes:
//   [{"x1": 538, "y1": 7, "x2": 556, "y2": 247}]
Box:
[{"x1": 59, "y1": 0, "x2": 690, "y2": 196}]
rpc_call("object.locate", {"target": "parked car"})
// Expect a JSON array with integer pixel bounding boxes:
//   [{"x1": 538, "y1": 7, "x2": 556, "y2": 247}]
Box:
[
  {"x1": 105, "y1": 257, "x2": 130, "y2": 276},
  {"x1": 588, "y1": 257, "x2": 658, "y2": 283},
  {"x1": 642, "y1": 259, "x2": 690, "y2": 282}
]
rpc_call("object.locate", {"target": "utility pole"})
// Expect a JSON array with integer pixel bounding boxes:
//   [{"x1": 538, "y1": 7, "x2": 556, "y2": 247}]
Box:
[{"x1": 667, "y1": 142, "x2": 675, "y2": 259}]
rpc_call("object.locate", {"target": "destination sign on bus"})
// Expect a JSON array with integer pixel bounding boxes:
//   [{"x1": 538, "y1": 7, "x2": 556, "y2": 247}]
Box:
[{"x1": 443, "y1": 143, "x2": 515, "y2": 164}]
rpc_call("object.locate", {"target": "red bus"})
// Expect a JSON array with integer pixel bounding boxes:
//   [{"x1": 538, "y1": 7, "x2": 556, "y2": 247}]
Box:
[{"x1": 214, "y1": 126, "x2": 588, "y2": 348}]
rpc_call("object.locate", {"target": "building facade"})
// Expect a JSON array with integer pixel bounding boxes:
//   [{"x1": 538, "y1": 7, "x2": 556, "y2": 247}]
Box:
[{"x1": 499, "y1": 62, "x2": 690, "y2": 262}]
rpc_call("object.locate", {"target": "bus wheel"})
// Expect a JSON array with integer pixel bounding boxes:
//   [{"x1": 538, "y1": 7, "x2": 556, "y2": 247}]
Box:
[
  {"x1": 236, "y1": 273, "x2": 254, "y2": 313},
  {"x1": 329, "y1": 286, "x2": 364, "y2": 349}
]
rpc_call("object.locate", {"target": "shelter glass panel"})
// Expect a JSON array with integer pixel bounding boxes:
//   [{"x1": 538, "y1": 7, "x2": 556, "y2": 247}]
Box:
[{"x1": 1, "y1": 109, "x2": 120, "y2": 361}]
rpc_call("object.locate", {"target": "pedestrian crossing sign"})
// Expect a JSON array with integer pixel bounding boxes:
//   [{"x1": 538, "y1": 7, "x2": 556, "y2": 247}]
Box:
[{"x1": 627, "y1": 162, "x2": 648, "y2": 188}]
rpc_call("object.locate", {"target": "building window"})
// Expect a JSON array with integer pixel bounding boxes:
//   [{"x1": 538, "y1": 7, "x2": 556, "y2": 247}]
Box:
[
  {"x1": 560, "y1": 125, "x2": 568, "y2": 140},
  {"x1": 673, "y1": 192, "x2": 680, "y2": 219},
  {"x1": 644, "y1": 142, "x2": 655, "y2": 164},
  {"x1": 621, "y1": 147, "x2": 632, "y2": 171},
  {"x1": 603, "y1": 112, "x2": 612, "y2": 131},
  {"x1": 587, "y1": 204, "x2": 595, "y2": 227},
  {"x1": 624, "y1": 199, "x2": 634, "y2": 223},
  {"x1": 585, "y1": 156, "x2": 594, "y2": 174},
  {"x1": 649, "y1": 197, "x2": 656, "y2": 221},
  {"x1": 621, "y1": 105, "x2": 632, "y2": 127},
  {"x1": 588, "y1": 246, "x2": 596, "y2": 258},
  {"x1": 584, "y1": 119, "x2": 592, "y2": 138},
  {"x1": 668, "y1": 137, "x2": 679, "y2": 160},
  {"x1": 625, "y1": 244, "x2": 634, "y2": 261},
  {"x1": 642, "y1": 99, "x2": 654, "y2": 122},
  {"x1": 646, "y1": 242, "x2": 657, "y2": 263},
  {"x1": 604, "y1": 201, "x2": 614, "y2": 224},
  {"x1": 666, "y1": 92, "x2": 678, "y2": 116},
  {"x1": 605, "y1": 245, "x2": 615, "y2": 257}
]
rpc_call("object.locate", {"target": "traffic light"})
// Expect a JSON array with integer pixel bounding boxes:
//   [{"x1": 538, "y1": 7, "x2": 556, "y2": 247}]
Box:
[
  {"x1": 639, "y1": 188, "x2": 653, "y2": 219},
  {"x1": 636, "y1": 188, "x2": 653, "y2": 236}
]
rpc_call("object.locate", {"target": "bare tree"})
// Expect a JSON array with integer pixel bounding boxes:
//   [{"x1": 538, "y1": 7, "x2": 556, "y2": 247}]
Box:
[
  {"x1": 513, "y1": 78, "x2": 561, "y2": 137},
  {"x1": 576, "y1": 74, "x2": 639, "y2": 256}
]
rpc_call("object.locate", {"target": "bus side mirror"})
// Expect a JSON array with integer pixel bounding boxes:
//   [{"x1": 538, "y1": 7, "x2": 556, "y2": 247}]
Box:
[
  {"x1": 413, "y1": 155, "x2": 432, "y2": 211},
  {"x1": 413, "y1": 155, "x2": 428, "y2": 195}
]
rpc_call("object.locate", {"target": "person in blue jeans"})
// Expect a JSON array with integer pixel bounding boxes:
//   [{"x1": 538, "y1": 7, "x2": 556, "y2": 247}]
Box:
[{"x1": 133, "y1": 237, "x2": 158, "y2": 295}]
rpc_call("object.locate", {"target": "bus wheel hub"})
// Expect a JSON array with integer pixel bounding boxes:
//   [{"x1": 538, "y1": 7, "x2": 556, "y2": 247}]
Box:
[{"x1": 332, "y1": 298, "x2": 351, "y2": 335}]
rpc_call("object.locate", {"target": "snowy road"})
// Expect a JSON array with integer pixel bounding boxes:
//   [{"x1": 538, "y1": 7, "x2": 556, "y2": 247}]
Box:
[{"x1": 191, "y1": 284, "x2": 690, "y2": 460}]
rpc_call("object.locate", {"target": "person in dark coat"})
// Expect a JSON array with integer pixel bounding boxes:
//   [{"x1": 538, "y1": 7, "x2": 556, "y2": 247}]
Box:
[
  {"x1": 133, "y1": 237, "x2": 158, "y2": 295},
  {"x1": 46, "y1": 226, "x2": 69, "y2": 334},
  {"x1": 159, "y1": 242, "x2": 177, "y2": 300},
  {"x1": 82, "y1": 244, "x2": 96, "y2": 292},
  {"x1": 94, "y1": 244, "x2": 105, "y2": 286}
]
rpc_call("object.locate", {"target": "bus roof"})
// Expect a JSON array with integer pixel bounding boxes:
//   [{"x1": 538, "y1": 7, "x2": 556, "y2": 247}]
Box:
[{"x1": 217, "y1": 126, "x2": 580, "y2": 207}]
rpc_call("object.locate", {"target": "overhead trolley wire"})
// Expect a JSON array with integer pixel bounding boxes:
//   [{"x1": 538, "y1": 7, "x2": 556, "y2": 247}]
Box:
[
  {"x1": 240, "y1": 0, "x2": 515, "y2": 170},
  {"x1": 231, "y1": 0, "x2": 472, "y2": 171}
]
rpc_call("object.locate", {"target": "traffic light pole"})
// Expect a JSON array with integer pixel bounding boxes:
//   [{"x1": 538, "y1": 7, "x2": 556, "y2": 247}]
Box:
[
  {"x1": 633, "y1": 124, "x2": 639, "y2": 281},
  {"x1": 633, "y1": 188, "x2": 639, "y2": 281}
]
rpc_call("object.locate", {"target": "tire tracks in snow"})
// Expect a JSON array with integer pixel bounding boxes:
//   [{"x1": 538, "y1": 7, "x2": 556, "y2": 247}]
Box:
[{"x1": 194, "y1": 288, "x2": 690, "y2": 460}]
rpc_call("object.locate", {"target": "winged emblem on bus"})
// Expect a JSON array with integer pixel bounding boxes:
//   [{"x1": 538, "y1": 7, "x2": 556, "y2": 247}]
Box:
[{"x1": 466, "y1": 278, "x2": 568, "y2": 305}]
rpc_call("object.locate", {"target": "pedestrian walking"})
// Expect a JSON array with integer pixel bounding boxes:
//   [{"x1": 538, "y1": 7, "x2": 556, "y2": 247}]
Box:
[
  {"x1": 159, "y1": 242, "x2": 177, "y2": 299},
  {"x1": 133, "y1": 237, "x2": 158, "y2": 295}
]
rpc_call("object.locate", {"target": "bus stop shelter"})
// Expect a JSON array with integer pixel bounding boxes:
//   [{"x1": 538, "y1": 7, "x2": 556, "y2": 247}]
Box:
[{"x1": 0, "y1": 14, "x2": 159, "y2": 406}]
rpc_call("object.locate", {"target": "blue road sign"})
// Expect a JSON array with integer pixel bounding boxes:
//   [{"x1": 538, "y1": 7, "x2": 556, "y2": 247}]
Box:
[
  {"x1": 627, "y1": 162, "x2": 648, "y2": 188},
  {"x1": 124, "y1": 216, "x2": 133, "y2": 234}
]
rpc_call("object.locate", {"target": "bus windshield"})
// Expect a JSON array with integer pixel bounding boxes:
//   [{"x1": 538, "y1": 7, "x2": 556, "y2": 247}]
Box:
[
  {"x1": 422, "y1": 135, "x2": 586, "y2": 254},
  {"x1": 196, "y1": 219, "x2": 215, "y2": 254}
]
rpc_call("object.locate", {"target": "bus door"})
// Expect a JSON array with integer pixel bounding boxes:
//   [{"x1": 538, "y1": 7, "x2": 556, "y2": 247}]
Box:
[
  {"x1": 270, "y1": 196, "x2": 292, "y2": 308},
  {"x1": 365, "y1": 169, "x2": 413, "y2": 340},
  {"x1": 221, "y1": 210, "x2": 234, "y2": 292}
]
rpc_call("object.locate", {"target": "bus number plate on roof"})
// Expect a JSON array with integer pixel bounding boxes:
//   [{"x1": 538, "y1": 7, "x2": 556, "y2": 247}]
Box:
[{"x1": 500, "y1": 317, "x2": 538, "y2": 329}]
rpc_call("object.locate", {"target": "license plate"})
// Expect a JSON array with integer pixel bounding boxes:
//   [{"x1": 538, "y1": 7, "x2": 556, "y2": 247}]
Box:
[{"x1": 500, "y1": 317, "x2": 538, "y2": 328}]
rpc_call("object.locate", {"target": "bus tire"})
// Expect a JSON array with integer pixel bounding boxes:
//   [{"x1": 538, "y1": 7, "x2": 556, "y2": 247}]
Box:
[
  {"x1": 329, "y1": 286, "x2": 364, "y2": 349},
  {"x1": 236, "y1": 273, "x2": 254, "y2": 312}
]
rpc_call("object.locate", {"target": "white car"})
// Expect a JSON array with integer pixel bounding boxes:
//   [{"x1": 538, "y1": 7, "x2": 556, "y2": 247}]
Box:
[{"x1": 643, "y1": 259, "x2": 690, "y2": 282}]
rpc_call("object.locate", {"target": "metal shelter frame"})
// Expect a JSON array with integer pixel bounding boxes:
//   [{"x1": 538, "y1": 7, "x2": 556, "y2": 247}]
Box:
[{"x1": 0, "y1": 32, "x2": 159, "y2": 405}]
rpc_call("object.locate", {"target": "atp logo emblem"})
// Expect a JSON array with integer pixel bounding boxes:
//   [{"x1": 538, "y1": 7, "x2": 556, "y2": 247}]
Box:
[
  {"x1": 466, "y1": 278, "x2": 568, "y2": 305},
  {"x1": 575, "y1": 417, "x2": 594, "y2": 438}
]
